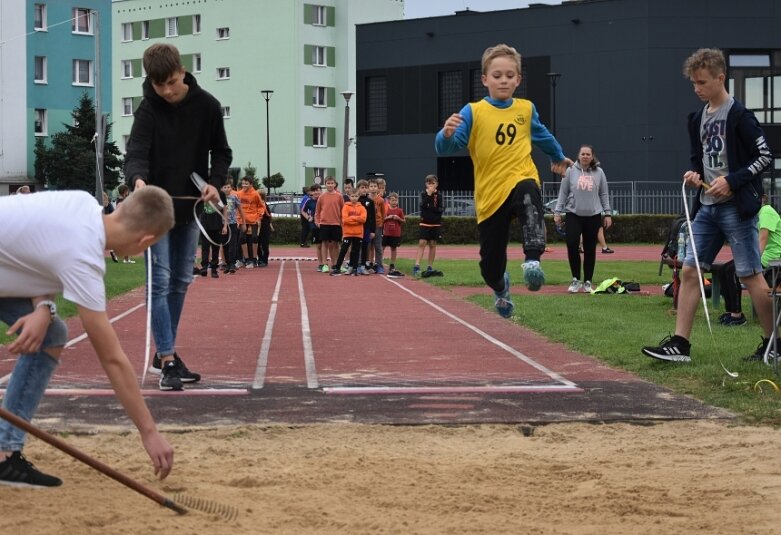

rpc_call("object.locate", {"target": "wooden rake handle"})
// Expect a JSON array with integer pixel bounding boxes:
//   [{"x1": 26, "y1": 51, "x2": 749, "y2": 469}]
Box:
[{"x1": 0, "y1": 407, "x2": 186, "y2": 515}]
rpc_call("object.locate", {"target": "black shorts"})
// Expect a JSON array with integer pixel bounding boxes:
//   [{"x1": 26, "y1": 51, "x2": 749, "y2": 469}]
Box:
[
  {"x1": 311, "y1": 226, "x2": 322, "y2": 244},
  {"x1": 319, "y1": 224, "x2": 342, "y2": 243},
  {"x1": 418, "y1": 226, "x2": 442, "y2": 242},
  {"x1": 382, "y1": 235, "x2": 401, "y2": 248}
]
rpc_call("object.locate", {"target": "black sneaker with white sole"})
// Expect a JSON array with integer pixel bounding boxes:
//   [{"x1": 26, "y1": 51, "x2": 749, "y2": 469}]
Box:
[
  {"x1": 159, "y1": 360, "x2": 183, "y2": 391},
  {"x1": 0, "y1": 451, "x2": 62, "y2": 488},
  {"x1": 641, "y1": 335, "x2": 692, "y2": 362},
  {"x1": 743, "y1": 337, "x2": 781, "y2": 363},
  {"x1": 149, "y1": 353, "x2": 201, "y2": 383}
]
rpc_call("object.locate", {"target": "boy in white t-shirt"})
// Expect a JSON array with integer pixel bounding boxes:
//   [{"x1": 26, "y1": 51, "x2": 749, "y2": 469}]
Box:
[{"x1": 0, "y1": 187, "x2": 176, "y2": 488}]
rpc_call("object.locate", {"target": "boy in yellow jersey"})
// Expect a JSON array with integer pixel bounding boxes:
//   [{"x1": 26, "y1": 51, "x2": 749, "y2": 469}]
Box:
[{"x1": 435, "y1": 43, "x2": 572, "y2": 318}]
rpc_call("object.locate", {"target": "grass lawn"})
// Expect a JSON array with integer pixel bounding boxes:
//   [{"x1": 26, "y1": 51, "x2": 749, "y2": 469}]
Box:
[{"x1": 3, "y1": 251, "x2": 781, "y2": 425}]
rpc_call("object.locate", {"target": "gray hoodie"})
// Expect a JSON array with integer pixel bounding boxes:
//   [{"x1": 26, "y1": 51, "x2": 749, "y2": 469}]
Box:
[{"x1": 553, "y1": 161, "x2": 611, "y2": 217}]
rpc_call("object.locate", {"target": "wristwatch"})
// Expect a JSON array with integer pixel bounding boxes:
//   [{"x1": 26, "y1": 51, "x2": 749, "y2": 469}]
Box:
[{"x1": 36, "y1": 300, "x2": 57, "y2": 319}]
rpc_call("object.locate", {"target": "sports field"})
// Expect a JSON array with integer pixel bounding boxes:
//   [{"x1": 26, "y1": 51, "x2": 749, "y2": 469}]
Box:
[{"x1": 2, "y1": 245, "x2": 780, "y2": 533}]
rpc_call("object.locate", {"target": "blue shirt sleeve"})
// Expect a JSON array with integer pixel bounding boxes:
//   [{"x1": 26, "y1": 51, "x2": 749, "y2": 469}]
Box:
[
  {"x1": 530, "y1": 103, "x2": 566, "y2": 162},
  {"x1": 434, "y1": 103, "x2": 473, "y2": 155}
]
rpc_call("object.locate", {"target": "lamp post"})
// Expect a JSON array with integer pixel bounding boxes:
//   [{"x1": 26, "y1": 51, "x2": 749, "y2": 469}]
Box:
[
  {"x1": 546, "y1": 73, "x2": 561, "y2": 184},
  {"x1": 261, "y1": 90, "x2": 273, "y2": 191},
  {"x1": 340, "y1": 91, "x2": 354, "y2": 185}
]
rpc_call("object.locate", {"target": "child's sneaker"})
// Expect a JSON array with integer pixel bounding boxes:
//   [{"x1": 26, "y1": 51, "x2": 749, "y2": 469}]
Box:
[
  {"x1": 494, "y1": 272, "x2": 514, "y2": 318},
  {"x1": 330, "y1": 268, "x2": 342, "y2": 276},
  {"x1": 567, "y1": 278, "x2": 582, "y2": 293},
  {"x1": 345, "y1": 266, "x2": 353, "y2": 275},
  {"x1": 375, "y1": 266, "x2": 386, "y2": 275},
  {"x1": 522, "y1": 260, "x2": 545, "y2": 291},
  {"x1": 357, "y1": 265, "x2": 369, "y2": 275},
  {"x1": 421, "y1": 267, "x2": 435, "y2": 278},
  {"x1": 412, "y1": 265, "x2": 421, "y2": 278},
  {"x1": 721, "y1": 313, "x2": 747, "y2": 326},
  {"x1": 583, "y1": 280, "x2": 593, "y2": 293},
  {"x1": 387, "y1": 269, "x2": 405, "y2": 279},
  {"x1": 149, "y1": 353, "x2": 201, "y2": 383},
  {"x1": 641, "y1": 335, "x2": 691, "y2": 362},
  {"x1": 743, "y1": 337, "x2": 780, "y2": 362},
  {"x1": 159, "y1": 360, "x2": 183, "y2": 391},
  {"x1": 321, "y1": 264, "x2": 330, "y2": 273}
]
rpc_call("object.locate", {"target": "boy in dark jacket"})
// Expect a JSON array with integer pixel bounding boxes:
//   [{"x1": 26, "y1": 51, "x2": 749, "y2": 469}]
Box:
[
  {"x1": 642, "y1": 48, "x2": 774, "y2": 364},
  {"x1": 413, "y1": 175, "x2": 445, "y2": 278},
  {"x1": 124, "y1": 43, "x2": 232, "y2": 391}
]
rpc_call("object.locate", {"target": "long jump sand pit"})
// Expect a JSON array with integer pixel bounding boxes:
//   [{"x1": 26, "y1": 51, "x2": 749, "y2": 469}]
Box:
[{"x1": 2, "y1": 420, "x2": 779, "y2": 534}]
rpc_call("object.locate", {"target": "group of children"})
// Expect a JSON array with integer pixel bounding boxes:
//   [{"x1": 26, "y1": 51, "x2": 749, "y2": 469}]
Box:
[
  {"x1": 196, "y1": 176, "x2": 273, "y2": 278},
  {"x1": 306, "y1": 175, "x2": 422, "y2": 278}
]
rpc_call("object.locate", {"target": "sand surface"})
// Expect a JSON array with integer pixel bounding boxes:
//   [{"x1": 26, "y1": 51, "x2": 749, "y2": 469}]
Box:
[{"x1": 1, "y1": 420, "x2": 780, "y2": 534}]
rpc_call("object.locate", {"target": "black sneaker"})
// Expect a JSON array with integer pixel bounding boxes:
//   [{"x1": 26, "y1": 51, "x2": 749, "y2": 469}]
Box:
[
  {"x1": 387, "y1": 269, "x2": 405, "y2": 279},
  {"x1": 149, "y1": 353, "x2": 201, "y2": 383},
  {"x1": 211, "y1": 268, "x2": 219, "y2": 279},
  {"x1": 0, "y1": 451, "x2": 62, "y2": 488},
  {"x1": 721, "y1": 313, "x2": 746, "y2": 327},
  {"x1": 743, "y1": 337, "x2": 780, "y2": 363},
  {"x1": 159, "y1": 360, "x2": 183, "y2": 391},
  {"x1": 641, "y1": 335, "x2": 692, "y2": 362},
  {"x1": 109, "y1": 250, "x2": 119, "y2": 263},
  {"x1": 199, "y1": 267, "x2": 208, "y2": 277}
]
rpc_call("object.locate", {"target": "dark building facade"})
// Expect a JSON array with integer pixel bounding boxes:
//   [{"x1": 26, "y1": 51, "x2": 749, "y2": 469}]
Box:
[{"x1": 355, "y1": 0, "x2": 781, "y2": 194}]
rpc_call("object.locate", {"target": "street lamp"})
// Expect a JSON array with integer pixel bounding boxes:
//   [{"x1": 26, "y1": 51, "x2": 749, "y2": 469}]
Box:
[
  {"x1": 261, "y1": 90, "x2": 273, "y2": 191},
  {"x1": 340, "y1": 90, "x2": 354, "y2": 184}
]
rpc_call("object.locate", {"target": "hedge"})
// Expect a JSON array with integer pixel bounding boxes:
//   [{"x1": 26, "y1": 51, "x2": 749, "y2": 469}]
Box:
[{"x1": 268, "y1": 215, "x2": 679, "y2": 245}]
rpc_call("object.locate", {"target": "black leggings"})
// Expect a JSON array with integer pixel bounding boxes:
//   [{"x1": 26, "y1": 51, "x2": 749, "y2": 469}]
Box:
[
  {"x1": 477, "y1": 180, "x2": 545, "y2": 293},
  {"x1": 564, "y1": 213, "x2": 602, "y2": 282}
]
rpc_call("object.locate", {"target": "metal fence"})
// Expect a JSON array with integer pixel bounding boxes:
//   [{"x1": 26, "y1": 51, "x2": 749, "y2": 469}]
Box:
[{"x1": 270, "y1": 181, "x2": 772, "y2": 217}]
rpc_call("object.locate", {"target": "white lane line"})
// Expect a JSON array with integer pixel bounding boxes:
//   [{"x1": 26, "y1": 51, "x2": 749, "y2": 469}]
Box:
[
  {"x1": 383, "y1": 278, "x2": 578, "y2": 389},
  {"x1": 64, "y1": 302, "x2": 146, "y2": 348},
  {"x1": 0, "y1": 388, "x2": 249, "y2": 397},
  {"x1": 324, "y1": 384, "x2": 582, "y2": 395},
  {"x1": 0, "y1": 302, "x2": 146, "y2": 387},
  {"x1": 295, "y1": 261, "x2": 319, "y2": 389},
  {"x1": 251, "y1": 261, "x2": 286, "y2": 390}
]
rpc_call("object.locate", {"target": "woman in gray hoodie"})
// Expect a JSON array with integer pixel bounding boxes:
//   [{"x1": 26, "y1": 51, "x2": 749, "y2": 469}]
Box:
[{"x1": 553, "y1": 145, "x2": 613, "y2": 293}]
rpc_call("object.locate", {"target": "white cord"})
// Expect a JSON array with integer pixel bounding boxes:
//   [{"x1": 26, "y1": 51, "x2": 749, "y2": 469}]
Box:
[
  {"x1": 681, "y1": 182, "x2": 713, "y2": 336},
  {"x1": 142, "y1": 246, "x2": 152, "y2": 386}
]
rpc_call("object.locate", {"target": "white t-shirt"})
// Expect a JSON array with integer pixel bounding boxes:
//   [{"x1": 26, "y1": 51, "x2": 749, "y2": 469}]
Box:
[{"x1": 0, "y1": 190, "x2": 107, "y2": 311}]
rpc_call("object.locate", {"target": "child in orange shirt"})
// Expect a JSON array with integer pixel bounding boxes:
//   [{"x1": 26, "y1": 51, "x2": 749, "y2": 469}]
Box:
[
  {"x1": 332, "y1": 190, "x2": 366, "y2": 276},
  {"x1": 236, "y1": 177, "x2": 265, "y2": 268}
]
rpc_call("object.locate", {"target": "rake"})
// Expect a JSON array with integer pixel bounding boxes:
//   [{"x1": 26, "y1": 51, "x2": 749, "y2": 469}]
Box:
[{"x1": 0, "y1": 407, "x2": 237, "y2": 521}]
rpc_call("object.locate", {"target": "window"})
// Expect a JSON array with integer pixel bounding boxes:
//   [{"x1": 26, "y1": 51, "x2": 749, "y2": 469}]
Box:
[
  {"x1": 166, "y1": 17, "x2": 178, "y2": 37},
  {"x1": 72, "y1": 8, "x2": 92, "y2": 34},
  {"x1": 729, "y1": 51, "x2": 781, "y2": 124},
  {"x1": 313, "y1": 167, "x2": 326, "y2": 182},
  {"x1": 221, "y1": 106, "x2": 231, "y2": 118},
  {"x1": 34, "y1": 109, "x2": 47, "y2": 136},
  {"x1": 121, "y1": 23, "x2": 132, "y2": 42},
  {"x1": 313, "y1": 46, "x2": 325, "y2": 66},
  {"x1": 366, "y1": 76, "x2": 387, "y2": 132},
  {"x1": 73, "y1": 59, "x2": 93, "y2": 85},
  {"x1": 313, "y1": 86, "x2": 326, "y2": 107},
  {"x1": 34, "y1": 56, "x2": 47, "y2": 83},
  {"x1": 122, "y1": 98, "x2": 133, "y2": 116},
  {"x1": 313, "y1": 127, "x2": 326, "y2": 147},
  {"x1": 217, "y1": 27, "x2": 230, "y2": 39},
  {"x1": 121, "y1": 60, "x2": 132, "y2": 79},
  {"x1": 193, "y1": 53, "x2": 202, "y2": 73},
  {"x1": 34, "y1": 4, "x2": 47, "y2": 31},
  {"x1": 141, "y1": 20, "x2": 150, "y2": 40},
  {"x1": 313, "y1": 5, "x2": 326, "y2": 26},
  {"x1": 217, "y1": 67, "x2": 230, "y2": 80},
  {"x1": 470, "y1": 69, "x2": 488, "y2": 102},
  {"x1": 438, "y1": 71, "x2": 462, "y2": 126},
  {"x1": 193, "y1": 14, "x2": 201, "y2": 34}
]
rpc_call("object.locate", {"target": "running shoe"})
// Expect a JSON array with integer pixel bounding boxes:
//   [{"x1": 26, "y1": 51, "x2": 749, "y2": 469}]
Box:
[
  {"x1": 641, "y1": 334, "x2": 691, "y2": 363},
  {"x1": 494, "y1": 272, "x2": 514, "y2": 318},
  {"x1": 522, "y1": 260, "x2": 545, "y2": 291}
]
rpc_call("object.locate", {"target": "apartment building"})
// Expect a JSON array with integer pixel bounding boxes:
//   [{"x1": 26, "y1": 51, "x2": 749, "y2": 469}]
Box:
[
  {"x1": 112, "y1": 0, "x2": 403, "y2": 192},
  {"x1": 0, "y1": 0, "x2": 112, "y2": 194}
]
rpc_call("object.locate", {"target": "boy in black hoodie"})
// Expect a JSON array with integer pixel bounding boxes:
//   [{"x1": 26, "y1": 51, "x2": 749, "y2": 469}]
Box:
[
  {"x1": 125, "y1": 43, "x2": 233, "y2": 391},
  {"x1": 413, "y1": 175, "x2": 445, "y2": 278}
]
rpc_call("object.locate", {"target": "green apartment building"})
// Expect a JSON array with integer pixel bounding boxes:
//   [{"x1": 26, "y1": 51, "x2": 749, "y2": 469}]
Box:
[{"x1": 111, "y1": 0, "x2": 403, "y2": 192}]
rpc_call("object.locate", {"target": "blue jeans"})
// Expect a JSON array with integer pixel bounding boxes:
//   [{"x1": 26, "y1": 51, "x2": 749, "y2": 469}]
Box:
[
  {"x1": 145, "y1": 220, "x2": 200, "y2": 356},
  {"x1": 0, "y1": 298, "x2": 67, "y2": 451},
  {"x1": 683, "y1": 202, "x2": 763, "y2": 278}
]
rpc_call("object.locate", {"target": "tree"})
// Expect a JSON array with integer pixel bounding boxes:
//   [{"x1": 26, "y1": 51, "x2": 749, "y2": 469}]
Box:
[
  {"x1": 243, "y1": 161, "x2": 259, "y2": 189},
  {"x1": 262, "y1": 172, "x2": 285, "y2": 194},
  {"x1": 34, "y1": 92, "x2": 123, "y2": 192}
]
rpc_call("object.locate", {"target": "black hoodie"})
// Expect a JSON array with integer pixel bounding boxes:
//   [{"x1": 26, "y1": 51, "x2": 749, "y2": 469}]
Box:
[{"x1": 124, "y1": 72, "x2": 233, "y2": 224}]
